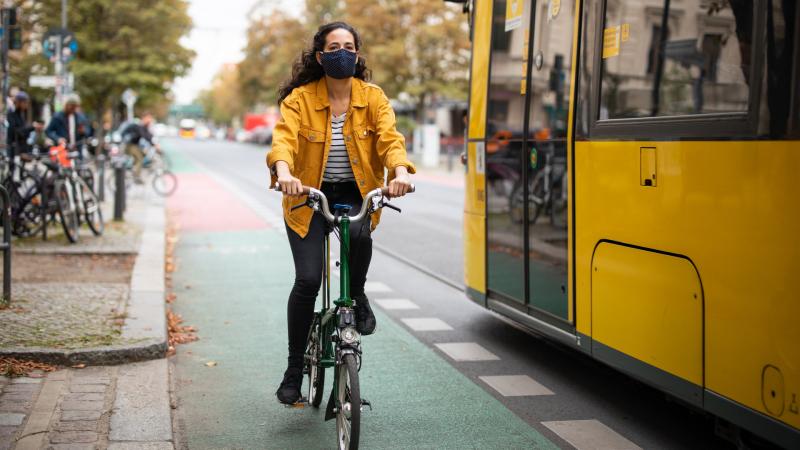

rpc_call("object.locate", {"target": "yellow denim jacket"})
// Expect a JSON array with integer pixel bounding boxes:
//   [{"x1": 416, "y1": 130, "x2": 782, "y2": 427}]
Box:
[{"x1": 266, "y1": 77, "x2": 416, "y2": 238}]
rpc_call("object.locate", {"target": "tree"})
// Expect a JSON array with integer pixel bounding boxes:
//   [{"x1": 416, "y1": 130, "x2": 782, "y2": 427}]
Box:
[
  {"x1": 197, "y1": 64, "x2": 245, "y2": 126},
  {"x1": 236, "y1": 0, "x2": 469, "y2": 121},
  {"x1": 238, "y1": 12, "x2": 307, "y2": 109},
  {"x1": 10, "y1": 0, "x2": 194, "y2": 127}
]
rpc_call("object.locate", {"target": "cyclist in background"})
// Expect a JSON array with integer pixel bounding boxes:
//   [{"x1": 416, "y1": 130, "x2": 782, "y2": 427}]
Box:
[
  {"x1": 120, "y1": 113, "x2": 160, "y2": 184},
  {"x1": 46, "y1": 94, "x2": 93, "y2": 148}
]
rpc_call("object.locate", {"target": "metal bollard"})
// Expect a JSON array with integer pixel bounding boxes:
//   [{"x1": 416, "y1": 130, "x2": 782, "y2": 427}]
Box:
[
  {"x1": 0, "y1": 185, "x2": 11, "y2": 305},
  {"x1": 113, "y1": 163, "x2": 126, "y2": 221},
  {"x1": 97, "y1": 154, "x2": 106, "y2": 202}
]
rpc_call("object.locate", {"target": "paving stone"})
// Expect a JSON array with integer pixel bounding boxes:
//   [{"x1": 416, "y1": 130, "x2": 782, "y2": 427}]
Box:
[
  {"x1": 2, "y1": 383, "x2": 41, "y2": 393},
  {"x1": 70, "y1": 378, "x2": 111, "y2": 386},
  {"x1": 108, "y1": 443, "x2": 173, "y2": 450},
  {"x1": 47, "y1": 371, "x2": 69, "y2": 382},
  {"x1": 63, "y1": 393, "x2": 105, "y2": 402},
  {"x1": 60, "y1": 401, "x2": 105, "y2": 411},
  {"x1": 10, "y1": 378, "x2": 42, "y2": 384},
  {"x1": 0, "y1": 401, "x2": 29, "y2": 412},
  {"x1": 0, "y1": 392, "x2": 36, "y2": 402},
  {"x1": 49, "y1": 431, "x2": 99, "y2": 444},
  {"x1": 0, "y1": 412, "x2": 25, "y2": 426},
  {"x1": 60, "y1": 410, "x2": 103, "y2": 421},
  {"x1": 54, "y1": 420, "x2": 98, "y2": 432},
  {"x1": 46, "y1": 444, "x2": 97, "y2": 450},
  {"x1": 0, "y1": 426, "x2": 17, "y2": 450},
  {"x1": 69, "y1": 385, "x2": 107, "y2": 394}
]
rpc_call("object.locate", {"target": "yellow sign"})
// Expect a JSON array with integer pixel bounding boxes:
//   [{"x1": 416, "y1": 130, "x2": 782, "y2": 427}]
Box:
[
  {"x1": 505, "y1": 0, "x2": 523, "y2": 31},
  {"x1": 621, "y1": 23, "x2": 630, "y2": 42},
  {"x1": 603, "y1": 25, "x2": 621, "y2": 59},
  {"x1": 551, "y1": 0, "x2": 561, "y2": 19}
]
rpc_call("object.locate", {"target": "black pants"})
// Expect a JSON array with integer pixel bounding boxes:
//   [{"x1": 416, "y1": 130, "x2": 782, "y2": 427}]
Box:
[{"x1": 285, "y1": 181, "x2": 372, "y2": 369}]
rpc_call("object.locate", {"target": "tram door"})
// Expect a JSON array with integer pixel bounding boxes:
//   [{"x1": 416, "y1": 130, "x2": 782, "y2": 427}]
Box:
[
  {"x1": 525, "y1": 0, "x2": 574, "y2": 321},
  {"x1": 485, "y1": 0, "x2": 535, "y2": 305},
  {"x1": 486, "y1": 0, "x2": 573, "y2": 321}
]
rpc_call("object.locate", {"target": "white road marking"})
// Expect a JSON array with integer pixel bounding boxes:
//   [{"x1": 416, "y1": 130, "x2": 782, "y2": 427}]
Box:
[
  {"x1": 478, "y1": 375, "x2": 555, "y2": 397},
  {"x1": 374, "y1": 299, "x2": 420, "y2": 310},
  {"x1": 401, "y1": 317, "x2": 454, "y2": 331},
  {"x1": 542, "y1": 420, "x2": 642, "y2": 450},
  {"x1": 434, "y1": 343, "x2": 500, "y2": 361},
  {"x1": 364, "y1": 281, "x2": 392, "y2": 293}
]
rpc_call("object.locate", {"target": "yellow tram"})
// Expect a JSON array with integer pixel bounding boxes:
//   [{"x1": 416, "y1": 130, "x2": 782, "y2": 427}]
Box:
[{"x1": 455, "y1": 0, "x2": 799, "y2": 446}]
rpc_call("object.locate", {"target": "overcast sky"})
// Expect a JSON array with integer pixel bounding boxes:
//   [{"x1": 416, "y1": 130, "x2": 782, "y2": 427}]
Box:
[{"x1": 171, "y1": 0, "x2": 301, "y2": 104}]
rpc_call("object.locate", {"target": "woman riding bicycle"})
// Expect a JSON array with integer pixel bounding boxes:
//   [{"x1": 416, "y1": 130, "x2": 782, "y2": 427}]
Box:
[{"x1": 267, "y1": 22, "x2": 415, "y2": 405}]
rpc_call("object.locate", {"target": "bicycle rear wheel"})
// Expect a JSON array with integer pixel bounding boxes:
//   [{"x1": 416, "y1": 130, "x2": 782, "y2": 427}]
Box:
[
  {"x1": 55, "y1": 179, "x2": 79, "y2": 243},
  {"x1": 152, "y1": 170, "x2": 178, "y2": 196},
  {"x1": 336, "y1": 353, "x2": 360, "y2": 450},
  {"x1": 305, "y1": 316, "x2": 325, "y2": 407}
]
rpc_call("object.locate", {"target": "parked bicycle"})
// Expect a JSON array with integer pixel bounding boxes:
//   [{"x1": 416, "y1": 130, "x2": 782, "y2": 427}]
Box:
[{"x1": 273, "y1": 183, "x2": 414, "y2": 450}]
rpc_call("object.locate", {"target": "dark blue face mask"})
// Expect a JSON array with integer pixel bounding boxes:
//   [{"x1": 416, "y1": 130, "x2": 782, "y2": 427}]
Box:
[{"x1": 320, "y1": 48, "x2": 358, "y2": 79}]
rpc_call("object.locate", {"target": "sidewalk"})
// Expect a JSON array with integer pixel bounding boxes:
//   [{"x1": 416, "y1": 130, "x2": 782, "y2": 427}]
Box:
[{"x1": 0, "y1": 187, "x2": 174, "y2": 449}]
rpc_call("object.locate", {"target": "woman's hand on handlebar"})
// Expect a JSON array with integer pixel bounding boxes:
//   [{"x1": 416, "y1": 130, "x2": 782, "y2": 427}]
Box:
[
  {"x1": 388, "y1": 166, "x2": 412, "y2": 198},
  {"x1": 275, "y1": 161, "x2": 303, "y2": 197}
]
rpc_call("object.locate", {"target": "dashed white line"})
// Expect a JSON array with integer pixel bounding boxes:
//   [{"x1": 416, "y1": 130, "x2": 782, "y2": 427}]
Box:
[
  {"x1": 435, "y1": 343, "x2": 500, "y2": 361},
  {"x1": 542, "y1": 420, "x2": 642, "y2": 450},
  {"x1": 364, "y1": 281, "x2": 392, "y2": 293},
  {"x1": 401, "y1": 318, "x2": 454, "y2": 331},
  {"x1": 374, "y1": 299, "x2": 420, "y2": 310},
  {"x1": 479, "y1": 375, "x2": 554, "y2": 397}
]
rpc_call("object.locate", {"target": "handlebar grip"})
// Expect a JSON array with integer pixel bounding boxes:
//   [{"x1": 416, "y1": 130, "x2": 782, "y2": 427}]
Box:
[
  {"x1": 272, "y1": 183, "x2": 310, "y2": 195},
  {"x1": 380, "y1": 184, "x2": 416, "y2": 195}
]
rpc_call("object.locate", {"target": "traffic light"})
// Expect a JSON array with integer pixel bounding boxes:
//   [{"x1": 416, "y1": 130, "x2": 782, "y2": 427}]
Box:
[{"x1": 1, "y1": 7, "x2": 21, "y2": 50}]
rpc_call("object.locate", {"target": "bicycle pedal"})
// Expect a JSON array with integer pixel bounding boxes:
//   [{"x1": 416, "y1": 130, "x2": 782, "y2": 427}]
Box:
[
  {"x1": 284, "y1": 398, "x2": 308, "y2": 409},
  {"x1": 360, "y1": 399, "x2": 372, "y2": 411}
]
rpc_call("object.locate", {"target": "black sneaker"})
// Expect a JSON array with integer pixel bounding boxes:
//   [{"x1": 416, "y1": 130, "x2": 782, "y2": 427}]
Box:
[
  {"x1": 275, "y1": 367, "x2": 303, "y2": 404},
  {"x1": 355, "y1": 296, "x2": 376, "y2": 335}
]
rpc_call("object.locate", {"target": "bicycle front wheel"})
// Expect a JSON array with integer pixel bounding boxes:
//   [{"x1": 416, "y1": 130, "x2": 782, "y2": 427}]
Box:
[
  {"x1": 152, "y1": 170, "x2": 178, "y2": 196},
  {"x1": 336, "y1": 353, "x2": 360, "y2": 450},
  {"x1": 305, "y1": 317, "x2": 325, "y2": 408},
  {"x1": 55, "y1": 179, "x2": 79, "y2": 243}
]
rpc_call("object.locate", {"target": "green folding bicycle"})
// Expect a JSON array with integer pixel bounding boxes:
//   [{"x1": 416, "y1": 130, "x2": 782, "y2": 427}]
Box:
[{"x1": 275, "y1": 183, "x2": 414, "y2": 450}]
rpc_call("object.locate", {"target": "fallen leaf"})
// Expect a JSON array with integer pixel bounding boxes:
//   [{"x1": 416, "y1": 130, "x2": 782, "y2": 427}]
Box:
[
  {"x1": 72, "y1": 364, "x2": 86, "y2": 369},
  {"x1": 205, "y1": 361, "x2": 217, "y2": 367}
]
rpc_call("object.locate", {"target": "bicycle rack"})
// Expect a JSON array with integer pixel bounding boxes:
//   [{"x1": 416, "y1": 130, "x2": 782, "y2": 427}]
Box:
[{"x1": 0, "y1": 184, "x2": 11, "y2": 305}]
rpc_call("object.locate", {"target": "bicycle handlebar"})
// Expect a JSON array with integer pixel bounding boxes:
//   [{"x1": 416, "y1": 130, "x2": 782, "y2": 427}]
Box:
[{"x1": 272, "y1": 183, "x2": 414, "y2": 224}]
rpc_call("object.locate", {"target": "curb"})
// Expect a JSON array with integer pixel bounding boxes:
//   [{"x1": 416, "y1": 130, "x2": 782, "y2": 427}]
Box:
[{"x1": 0, "y1": 197, "x2": 168, "y2": 366}]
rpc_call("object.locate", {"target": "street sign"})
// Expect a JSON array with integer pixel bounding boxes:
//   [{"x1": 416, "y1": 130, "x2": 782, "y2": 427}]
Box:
[
  {"x1": 122, "y1": 88, "x2": 137, "y2": 107},
  {"x1": 42, "y1": 28, "x2": 78, "y2": 62},
  {"x1": 29, "y1": 75, "x2": 58, "y2": 88}
]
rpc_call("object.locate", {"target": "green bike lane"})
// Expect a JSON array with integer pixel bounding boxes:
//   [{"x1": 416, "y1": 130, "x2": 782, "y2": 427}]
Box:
[{"x1": 165, "y1": 147, "x2": 557, "y2": 449}]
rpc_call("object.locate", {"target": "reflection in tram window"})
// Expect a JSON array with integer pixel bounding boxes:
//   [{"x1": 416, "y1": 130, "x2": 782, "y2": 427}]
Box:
[{"x1": 599, "y1": 0, "x2": 753, "y2": 119}]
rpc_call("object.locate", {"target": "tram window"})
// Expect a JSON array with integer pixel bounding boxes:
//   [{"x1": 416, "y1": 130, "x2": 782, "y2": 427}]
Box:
[{"x1": 598, "y1": 0, "x2": 754, "y2": 119}]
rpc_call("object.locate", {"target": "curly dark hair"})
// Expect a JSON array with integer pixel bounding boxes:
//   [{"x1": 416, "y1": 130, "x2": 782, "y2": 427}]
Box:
[{"x1": 277, "y1": 22, "x2": 371, "y2": 104}]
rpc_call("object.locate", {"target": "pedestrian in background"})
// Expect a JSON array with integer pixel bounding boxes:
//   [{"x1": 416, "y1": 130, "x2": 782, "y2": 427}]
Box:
[
  {"x1": 6, "y1": 91, "x2": 33, "y2": 157},
  {"x1": 46, "y1": 94, "x2": 93, "y2": 148},
  {"x1": 268, "y1": 22, "x2": 415, "y2": 405}
]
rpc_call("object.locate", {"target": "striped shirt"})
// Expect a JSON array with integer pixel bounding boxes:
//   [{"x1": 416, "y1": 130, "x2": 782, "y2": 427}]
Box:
[{"x1": 323, "y1": 112, "x2": 356, "y2": 183}]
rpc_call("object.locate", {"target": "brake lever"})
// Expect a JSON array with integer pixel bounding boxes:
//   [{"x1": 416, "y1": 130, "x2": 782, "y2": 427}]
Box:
[
  {"x1": 290, "y1": 202, "x2": 307, "y2": 212},
  {"x1": 382, "y1": 201, "x2": 401, "y2": 213}
]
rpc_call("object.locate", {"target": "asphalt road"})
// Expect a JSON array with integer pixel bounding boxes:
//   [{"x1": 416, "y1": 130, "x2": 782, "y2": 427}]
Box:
[{"x1": 166, "y1": 137, "x2": 736, "y2": 449}]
